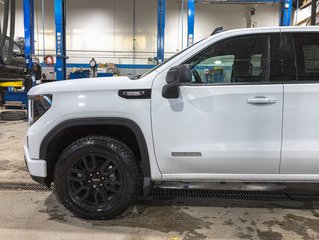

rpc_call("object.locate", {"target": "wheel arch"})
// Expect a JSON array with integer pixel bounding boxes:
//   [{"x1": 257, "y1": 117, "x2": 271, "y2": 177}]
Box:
[{"x1": 40, "y1": 118, "x2": 151, "y2": 189}]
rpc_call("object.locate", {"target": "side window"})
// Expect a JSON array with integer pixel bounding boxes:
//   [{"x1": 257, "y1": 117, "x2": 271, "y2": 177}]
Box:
[
  {"x1": 1, "y1": 38, "x2": 9, "y2": 62},
  {"x1": 293, "y1": 33, "x2": 319, "y2": 81},
  {"x1": 186, "y1": 35, "x2": 269, "y2": 84},
  {"x1": 194, "y1": 55, "x2": 234, "y2": 83},
  {"x1": 250, "y1": 54, "x2": 264, "y2": 76},
  {"x1": 13, "y1": 43, "x2": 22, "y2": 55}
]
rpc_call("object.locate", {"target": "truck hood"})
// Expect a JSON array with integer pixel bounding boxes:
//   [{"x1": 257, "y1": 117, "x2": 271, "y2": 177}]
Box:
[{"x1": 28, "y1": 76, "x2": 152, "y2": 95}]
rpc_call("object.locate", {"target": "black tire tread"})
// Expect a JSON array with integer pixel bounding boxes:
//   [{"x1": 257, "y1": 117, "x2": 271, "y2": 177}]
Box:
[
  {"x1": 53, "y1": 135, "x2": 140, "y2": 220},
  {"x1": 0, "y1": 110, "x2": 27, "y2": 121}
]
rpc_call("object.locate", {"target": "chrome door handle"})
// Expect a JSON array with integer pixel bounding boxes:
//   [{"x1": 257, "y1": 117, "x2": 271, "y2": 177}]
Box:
[{"x1": 246, "y1": 96, "x2": 277, "y2": 105}]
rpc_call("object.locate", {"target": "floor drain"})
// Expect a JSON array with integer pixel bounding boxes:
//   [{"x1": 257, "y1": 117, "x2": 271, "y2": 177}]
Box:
[{"x1": 0, "y1": 182, "x2": 54, "y2": 192}]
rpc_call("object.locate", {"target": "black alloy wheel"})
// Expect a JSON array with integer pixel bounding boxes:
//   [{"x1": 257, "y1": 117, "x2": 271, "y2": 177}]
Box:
[
  {"x1": 68, "y1": 153, "x2": 123, "y2": 211},
  {"x1": 54, "y1": 136, "x2": 140, "y2": 219}
]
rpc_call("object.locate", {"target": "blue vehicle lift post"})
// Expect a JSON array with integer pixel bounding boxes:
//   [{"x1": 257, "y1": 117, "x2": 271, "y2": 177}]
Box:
[
  {"x1": 6, "y1": 0, "x2": 35, "y2": 107},
  {"x1": 55, "y1": 0, "x2": 67, "y2": 80},
  {"x1": 281, "y1": 0, "x2": 293, "y2": 26},
  {"x1": 157, "y1": 0, "x2": 166, "y2": 64},
  {"x1": 23, "y1": 0, "x2": 35, "y2": 71},
  {"x1": 187, "y1": 0, "x2": 195, "y2": 47},
  {"x1": 26, "y1": 0, "x2": 289, "y2": 79}
]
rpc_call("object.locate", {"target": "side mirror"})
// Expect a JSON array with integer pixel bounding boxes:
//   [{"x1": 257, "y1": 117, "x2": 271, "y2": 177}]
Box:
[
  {"x1": 162, "y1": 64, "x2": 192, "y2": 99},
  {"x1": 13, "y1": 52, "x2": 22, "y2": 57}
]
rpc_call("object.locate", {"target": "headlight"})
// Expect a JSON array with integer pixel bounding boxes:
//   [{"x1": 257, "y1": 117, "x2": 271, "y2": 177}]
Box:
[{"x1": 28, "y1": 94, "x2": 52, "y2": 125}]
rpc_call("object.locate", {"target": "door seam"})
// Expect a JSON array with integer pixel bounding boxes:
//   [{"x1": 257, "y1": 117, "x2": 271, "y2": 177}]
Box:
[{"x1": 278, "y1": 84, "x2": 285, "y2": 174}]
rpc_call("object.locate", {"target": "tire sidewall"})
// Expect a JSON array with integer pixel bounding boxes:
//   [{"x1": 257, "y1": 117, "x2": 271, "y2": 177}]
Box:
[{"x1": 54, "y1": 137, "x2": 138, "y2": 219}]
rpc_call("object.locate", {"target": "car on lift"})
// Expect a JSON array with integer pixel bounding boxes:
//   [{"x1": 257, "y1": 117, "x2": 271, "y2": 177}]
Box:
[
  {"x1": 25, "y1": 26, "x2": 319, "y2": 219},
  {"x1": 0, "y1": 36, "x2": 26, "y2": 106},
  {"x1": 0, "y1": 36, "x2": 25, "y2": 81}
]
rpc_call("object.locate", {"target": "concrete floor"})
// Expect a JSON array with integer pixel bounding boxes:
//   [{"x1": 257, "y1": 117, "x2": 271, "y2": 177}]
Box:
[
  {"x1": 2, "y1": 121, "x2": 319, "y2": 239},
  {"x1": 0, "y1": 120, "x2": 30, "y2": 182}
]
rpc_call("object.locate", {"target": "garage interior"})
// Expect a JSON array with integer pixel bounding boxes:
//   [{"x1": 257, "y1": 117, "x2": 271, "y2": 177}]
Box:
[{"x1": 0, "y1": 0, "x2": 319, "y2": 239}]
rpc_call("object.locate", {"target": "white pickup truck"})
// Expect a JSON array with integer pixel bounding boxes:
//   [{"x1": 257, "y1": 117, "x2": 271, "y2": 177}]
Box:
[{"x1": 25, "y1": 26, "x2": 319, "y2": 219}]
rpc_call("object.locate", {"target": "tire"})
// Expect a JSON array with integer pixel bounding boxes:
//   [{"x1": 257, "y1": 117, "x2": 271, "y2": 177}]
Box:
[
  {"x1": 54, "y1": 136, "x2": 140, "y2": 220},
  {"x1": 0, "y1": 110, "x2": 27, "y2": 121}
]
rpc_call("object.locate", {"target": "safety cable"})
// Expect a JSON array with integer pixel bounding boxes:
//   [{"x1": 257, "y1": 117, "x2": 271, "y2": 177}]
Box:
[
  {"x1": 0, "y1": 0, "x2": 9, "y2": 50},
  {"x1": 4, "y1": 0, "x2": 15, "y2": 64},
  {"x1": 35, "y1": 0, "x2": 39, "y2": 56},
  {"x1": 0, "y1": 0, "x2": 15, "y2": 64},
  {"x1": 42, "y1": 0, "x2": 45, "y2": 57}
]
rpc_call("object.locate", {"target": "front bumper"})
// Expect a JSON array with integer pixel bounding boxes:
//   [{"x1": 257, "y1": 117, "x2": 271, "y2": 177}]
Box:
[{"x1": 24, "y1": 143, "x2": 47, "y2": 178}]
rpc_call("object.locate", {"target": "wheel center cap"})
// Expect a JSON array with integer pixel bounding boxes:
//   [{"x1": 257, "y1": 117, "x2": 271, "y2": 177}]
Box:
[{"x1": 91, "y1": 177, "x2": 101, "y2": 184}]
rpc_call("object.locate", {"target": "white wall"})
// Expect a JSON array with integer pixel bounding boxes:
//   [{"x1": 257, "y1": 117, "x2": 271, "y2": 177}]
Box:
[
  {"x1": 13, "y1": 0, "x2": 280, "y2": 74},
  {"x1": 294, "y1": 4, "x2": 319, "y2": 25}
]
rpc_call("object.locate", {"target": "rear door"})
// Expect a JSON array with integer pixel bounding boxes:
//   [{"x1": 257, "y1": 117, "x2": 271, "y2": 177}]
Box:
[{"x1": 281, "y1": 31, "x2": 319, "y2": 174}]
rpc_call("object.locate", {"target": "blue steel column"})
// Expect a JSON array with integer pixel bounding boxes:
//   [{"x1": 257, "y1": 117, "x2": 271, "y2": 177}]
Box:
[
  {"x1": 187, "y1": 0, "x2": 195, "y2": 47},
  {"x1": 23, "y1": 0, "x2": 34, "y2": 69},
  {"x1": 55, "y1": 0, "x2": 66, "y2": 80},
  {"x1": 157, "y1": 0, "x2": 166, "y2": 64},
  {"x1": 281, "y1": 0, "x2": 293, "y2": 26}
]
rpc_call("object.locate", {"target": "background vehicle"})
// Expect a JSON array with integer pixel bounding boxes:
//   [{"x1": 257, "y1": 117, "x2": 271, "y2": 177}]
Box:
[
  {"x1": 0, "y1": 36, "x2": 26, "y2": 106},
  {"x1": 0, "y1": 36, "x2": 25, "y2": 81},
  {"x1": 25, "y1": 26, "x2": 319, "y2": 219}
]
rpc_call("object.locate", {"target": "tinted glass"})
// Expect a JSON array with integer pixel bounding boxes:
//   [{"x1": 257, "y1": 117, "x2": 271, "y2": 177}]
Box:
[
  {"x1": 270, "y1": 33, "x2": 298, "y2": 82},
  {"x1": 186, "y1": 35, "x2": 269, "y2": 84},
  {"x1": 270, "y1": 33, "x2": 284, "y2": 82},
  {"x1": 293, "y1": 33, "x2": 319, "y2": 81}
]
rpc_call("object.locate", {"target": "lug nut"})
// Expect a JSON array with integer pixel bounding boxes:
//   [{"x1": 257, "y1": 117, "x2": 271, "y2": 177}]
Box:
[
  {"x1": 89, "y1": 173, "x2": 93, "y2": 177},
  {"x1": 93, "y1": 185, "x2": 96, "y2": 188},
  {"x1": 96, "y1": 172, "x2": 100, "y2": 175},
  {"x1": 101, "y1": 177, "x2": 105, "y2": 180},
  {"x1": 100, "y1": 183, "x2": 103, "y2": 186},
  {"x1": 88, "y1": 180, "x2": 91, "y2": 183}
]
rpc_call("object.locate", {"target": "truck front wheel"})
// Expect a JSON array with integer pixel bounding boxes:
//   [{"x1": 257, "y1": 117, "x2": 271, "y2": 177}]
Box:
[{"x1": 54, "y1": 136, "x2": 140, "y2": 219}]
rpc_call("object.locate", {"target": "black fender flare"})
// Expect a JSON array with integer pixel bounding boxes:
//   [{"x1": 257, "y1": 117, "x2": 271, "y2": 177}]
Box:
[{"x1": 40, "y1": 118, "x2": 151, "y2": 178}]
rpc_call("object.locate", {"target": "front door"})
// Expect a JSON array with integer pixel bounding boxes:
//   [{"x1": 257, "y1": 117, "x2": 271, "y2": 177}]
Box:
[{"x1": 151, "y1": 34, "x2": 283, "y2": 178}]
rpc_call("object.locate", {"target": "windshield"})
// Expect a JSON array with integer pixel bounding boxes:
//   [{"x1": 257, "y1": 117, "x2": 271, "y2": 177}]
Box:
[{"x1": 137, "y1": 38, "x2": 206, "y2": 79}]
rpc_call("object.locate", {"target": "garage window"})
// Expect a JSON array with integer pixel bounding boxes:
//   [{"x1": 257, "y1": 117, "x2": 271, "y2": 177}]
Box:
[
  {"x1": 186, "y1": 35, "x2": 269, "y2": 84},
  {"x1": 293, "y1": 33, "x2": 319, "y2": 81}
]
